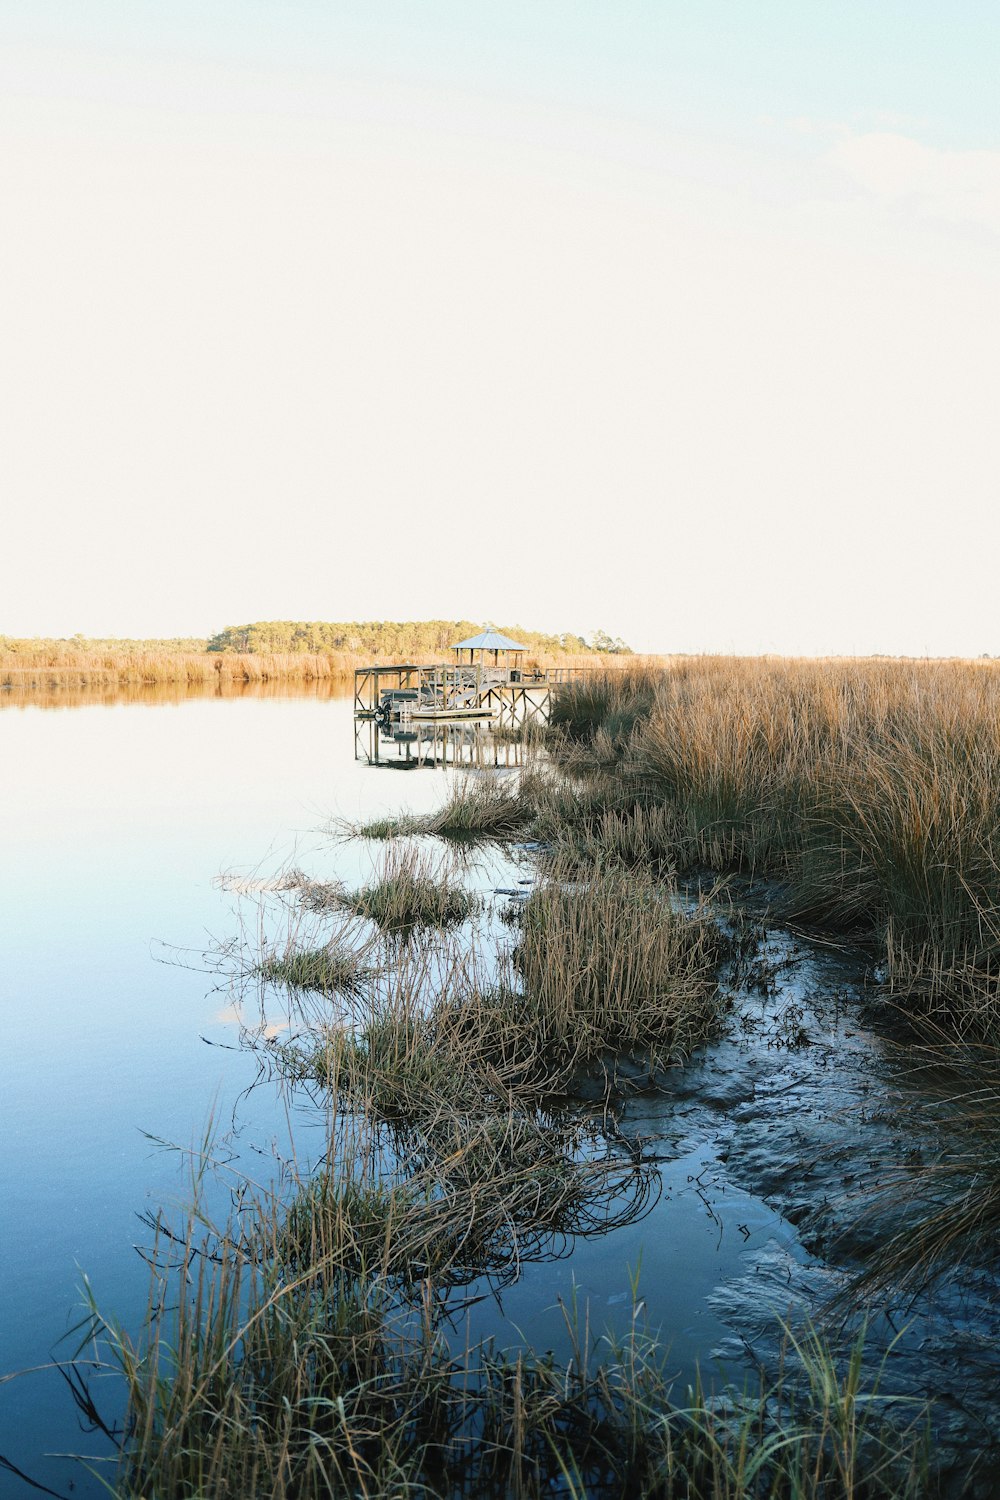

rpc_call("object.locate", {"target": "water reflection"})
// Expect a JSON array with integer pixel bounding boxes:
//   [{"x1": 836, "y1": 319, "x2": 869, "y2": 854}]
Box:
[
  {"x1": 0, "y1": 687, "x2": 467, "y2": 1498},
  {"x1": 356, "y1": 716, "x2": 528, "y2": 769},
  {"x1": 0, "y1": 677, "x2": 352, "y2": 711},
  {"x1": 13, "y1": 683, "x2": 998, "y2": 1497}
]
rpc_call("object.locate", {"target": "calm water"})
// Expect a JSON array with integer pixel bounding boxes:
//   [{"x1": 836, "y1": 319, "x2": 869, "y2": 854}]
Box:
[
  {"x1": 0, "y1": 687, "x2": 797, "y2": 1497},
  {"x1": 0, "y1": 689, "x2": 493, "y2": 1493}
]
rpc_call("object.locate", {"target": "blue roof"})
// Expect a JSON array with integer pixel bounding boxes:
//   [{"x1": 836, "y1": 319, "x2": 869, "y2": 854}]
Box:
[{"x1": 451, "y1": 628, "x2": 527, "y2": 652}]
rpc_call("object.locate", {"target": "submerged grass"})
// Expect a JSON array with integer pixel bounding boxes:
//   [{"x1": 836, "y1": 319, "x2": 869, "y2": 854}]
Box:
[
  {"x1": 82, "y1": 1186, "x2": 933, "y2": 1500},
  {"x1": 311, "y1": 845, "x2": 481, "y2": 934},
  {"x1": 351, "y1": 773, "x2": 535, "y2": 843},
  {"x1": 354, "y1": 813, "x2": 418, "y2": 839},
  {"x1": 419, "y1": 772, "x2": 535, "y2": 841},
  {"x1": 258, "y1": 943, "x2": 367, "y2": 994}
]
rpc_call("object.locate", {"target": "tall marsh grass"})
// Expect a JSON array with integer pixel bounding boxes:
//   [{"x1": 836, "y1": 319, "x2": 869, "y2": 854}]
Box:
[
  {"x1": 514, "y1": 860, "x2": 721, "y2": 1072},
  {"x1": 552, "y1": 657, "x2": 1000, "y2": 1038},
  {"x1": 0, "y1": 647, "x2": 361, "y2": 691},
  {"x1": 548, "y1": 661, "x2": 1000, "y2": 1327},
  {"x1": 0, "y1": 641, "x2": 638, "y2": 693}
]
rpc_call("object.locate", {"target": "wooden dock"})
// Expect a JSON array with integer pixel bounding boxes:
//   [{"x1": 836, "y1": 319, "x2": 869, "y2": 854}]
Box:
[{"x1": 354, "y1": 663, "x2": 582, "y2": 727}]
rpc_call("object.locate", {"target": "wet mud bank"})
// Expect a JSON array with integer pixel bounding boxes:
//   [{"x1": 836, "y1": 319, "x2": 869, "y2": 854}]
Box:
[{"x1": 592, "y1": 893, "x2": 1000, "y2": 1495}]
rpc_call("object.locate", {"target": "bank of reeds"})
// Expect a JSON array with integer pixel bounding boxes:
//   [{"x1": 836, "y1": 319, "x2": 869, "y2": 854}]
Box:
[
  {"x1": 551, "y1": 657, "x2": 1000, "y2": 1039},
  {"x1": 543, "y1": 658, "x2": 1000, "y2": 1350},
  {"x1": 0, "y1": 643, "x2": 632, "y2": 693},
  {"x1": 0, "y1": 648, "x2": 362, "y2": 691}
]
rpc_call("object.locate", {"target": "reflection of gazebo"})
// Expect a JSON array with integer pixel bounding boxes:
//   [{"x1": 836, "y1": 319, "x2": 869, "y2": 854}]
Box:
[{"x1": 451, "y1": 627, "x2": 528, "y2": 668}]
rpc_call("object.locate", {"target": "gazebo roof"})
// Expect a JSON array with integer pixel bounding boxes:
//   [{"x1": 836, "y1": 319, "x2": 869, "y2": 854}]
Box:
[{"x1": 451, "y1": 628, "x2": 527, "y2": 653}]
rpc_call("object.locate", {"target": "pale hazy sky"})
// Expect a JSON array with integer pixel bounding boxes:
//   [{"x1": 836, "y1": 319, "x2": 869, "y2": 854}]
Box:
[{"x1": 2, "y1": 2, "x2": 998, "y2": 654}]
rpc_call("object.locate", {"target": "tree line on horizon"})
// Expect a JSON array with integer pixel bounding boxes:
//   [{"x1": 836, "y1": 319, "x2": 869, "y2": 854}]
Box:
[
  {"x1": 0, "y1": 621, "x2": 631, "y2": 658},
  {"x1": 206, "y1": 620, "x2": 631, "y2": 656}
]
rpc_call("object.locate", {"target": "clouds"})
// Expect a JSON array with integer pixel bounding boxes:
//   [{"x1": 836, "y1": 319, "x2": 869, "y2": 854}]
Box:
[{"x1": 826, "y1": 130, "x2": 1000, "y2": 237}]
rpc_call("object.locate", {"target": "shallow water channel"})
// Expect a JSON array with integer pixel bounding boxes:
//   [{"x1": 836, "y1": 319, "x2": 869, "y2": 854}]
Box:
[{"x1": 1, "y1": 686, "x2": 999, "y2": 1496}]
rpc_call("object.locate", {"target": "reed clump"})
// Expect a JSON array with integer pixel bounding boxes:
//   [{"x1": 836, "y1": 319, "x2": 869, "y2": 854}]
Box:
[
  {"x1": 418, "y1": 771, "x2": 536, "y2": 841},
  {"x1": 518, "y1": 760, "x2": 643, "y2": 843},
  {"x1": 549, "y1": 664, "x2": 658, "y2": 748},
  {"x1": 305, "y1": 1010, "x2": 468, "y2": 1121},
  {"x1": 310, "y1": 846, "x2": 481, "y2": 935},
  {"x1": 514, "y1": 860, "x2": 722, "y2": 1071},
  {"x1": 545, "y1": 802, "x2": 690, "y2": 878},
  {"x1": 354, "y1": 813, "x2": 418, "y2": 839},
  {"x1": 258, "y1": 942, "x2": 367, "y2": 994},
  {"x1": 350, "y1": 774, "x2": 533, "y2": 843}
]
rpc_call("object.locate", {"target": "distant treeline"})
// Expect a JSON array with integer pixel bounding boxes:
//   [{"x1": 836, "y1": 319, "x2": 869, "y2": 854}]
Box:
[
  {"x1": 206, "y1": 621, "x2": 631, "y2": 656},
  {"x1": 0, "y1": 620, "x2": 631, "y2": 692},
  {"x1": 0, "y1": 634, "x2": 209, "y2": 654},
  {"x1": 0, "y1": 622, "x2": 631, "y2": 659}
]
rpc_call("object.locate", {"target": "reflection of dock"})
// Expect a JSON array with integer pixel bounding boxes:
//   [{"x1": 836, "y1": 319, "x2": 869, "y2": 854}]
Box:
[{"x1": 355, "y1": 716, "x2": 530, "y2": 770}]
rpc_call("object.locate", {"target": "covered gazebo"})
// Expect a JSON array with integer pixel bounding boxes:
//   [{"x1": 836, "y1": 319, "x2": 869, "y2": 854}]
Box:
[{"x1": 451, "y1": 627, "x2": 528, "y2": 668}]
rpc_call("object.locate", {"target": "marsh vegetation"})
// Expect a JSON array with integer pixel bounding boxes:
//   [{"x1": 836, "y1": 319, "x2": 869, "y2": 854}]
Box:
[
  {"x1": 545, "y1": 657, "x2": 1000, "y2": 1308},
  {"x1": 23, "y1": 659, "x2": 1000, "y2": 1497},
  {"x1": 80, "y1": 852, "x2": 936, "y2": 1500},
  {"x1": 549, "y1": 656, "x2": 1000, "y2": 1039}
]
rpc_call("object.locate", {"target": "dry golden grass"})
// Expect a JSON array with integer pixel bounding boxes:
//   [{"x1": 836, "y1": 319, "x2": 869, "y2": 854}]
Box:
[
  {"x1": 0, "y1": 647, "x2": 362, "y2": 690},
  {"x1": 0, "y1": 642, "x2": 643, "y2": 692},
  {"x1": 514, "y1": 857, "x2": 722, "y2": 1071},
  {"x1": 552, "y1": 655, "x2": 1000, "y2": 1037}
]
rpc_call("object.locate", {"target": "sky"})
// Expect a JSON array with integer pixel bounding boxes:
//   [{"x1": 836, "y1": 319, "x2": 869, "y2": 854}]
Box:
[{"x1": 2, "y1": 2, "x2": 998, "y2": 656}]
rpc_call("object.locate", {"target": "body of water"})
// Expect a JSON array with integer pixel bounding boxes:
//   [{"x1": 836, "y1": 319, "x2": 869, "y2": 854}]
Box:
[
  {"x1": 3, "y1": 685, "x2": 998, "y2": 1496},
  {"x1": 0, "y1": 688, "x2": 491, "y2": 1493}
]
